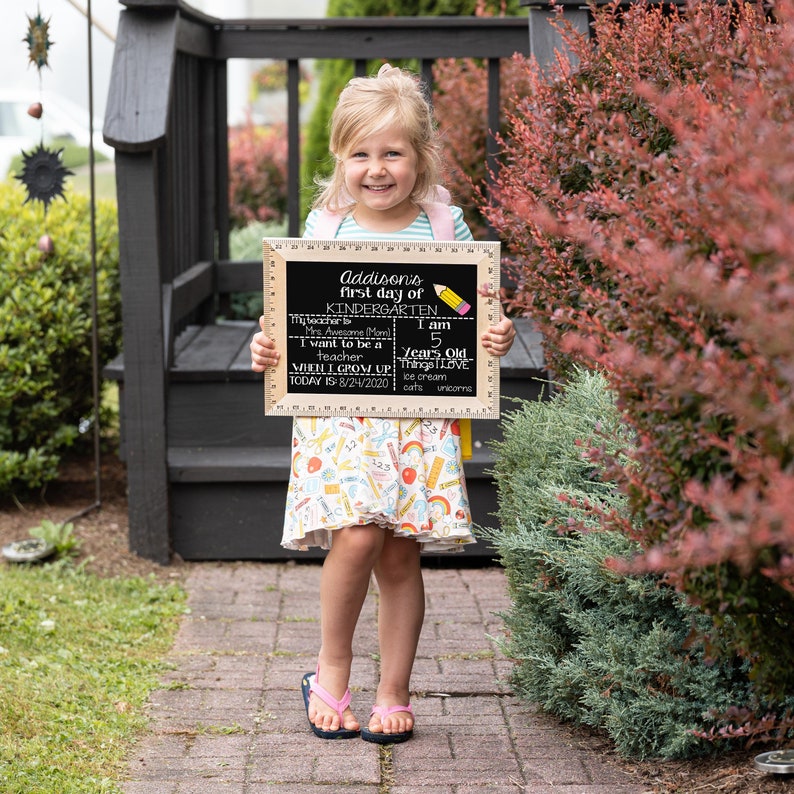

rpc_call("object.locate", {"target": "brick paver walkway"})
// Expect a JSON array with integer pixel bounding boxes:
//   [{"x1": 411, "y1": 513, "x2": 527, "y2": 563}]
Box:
[{"x1": 122, "y1": 562, "x2": 648, "y2": 793}]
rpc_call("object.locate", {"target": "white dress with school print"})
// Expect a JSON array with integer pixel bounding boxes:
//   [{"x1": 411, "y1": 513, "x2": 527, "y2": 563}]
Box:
[{"x1": 280, "y1": 208, "x2": 477, "y2": 554}]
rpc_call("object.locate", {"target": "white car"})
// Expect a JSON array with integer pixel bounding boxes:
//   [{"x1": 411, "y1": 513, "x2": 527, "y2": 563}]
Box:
[{"x1": 0, "y1": 91, "x2": 113, "y2": 178}]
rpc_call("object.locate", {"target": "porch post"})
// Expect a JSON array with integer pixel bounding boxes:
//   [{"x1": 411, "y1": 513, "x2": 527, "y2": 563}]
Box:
[
  {"x1": 104, "y1": 8, "x2": 179, "y2": 563},
  {"x1": 520, "y1": 0, "x2": 591, "y2": 68}
]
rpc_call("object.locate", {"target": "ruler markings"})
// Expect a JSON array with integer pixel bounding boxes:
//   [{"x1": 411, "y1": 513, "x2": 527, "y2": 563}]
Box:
[{"x1": 263, "y1": 238, "x2": 501, "y2": 419}]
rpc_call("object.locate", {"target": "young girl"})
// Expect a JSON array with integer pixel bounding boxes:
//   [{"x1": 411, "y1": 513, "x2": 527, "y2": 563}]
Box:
[{"x1": 250, "y1": 64, "x2": 515, "y2": 743}]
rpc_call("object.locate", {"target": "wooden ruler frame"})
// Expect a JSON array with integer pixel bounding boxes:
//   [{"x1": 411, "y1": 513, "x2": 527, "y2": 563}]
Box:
[{"x1": 262, "y1": 238, "x2": 501, "y2": 419}]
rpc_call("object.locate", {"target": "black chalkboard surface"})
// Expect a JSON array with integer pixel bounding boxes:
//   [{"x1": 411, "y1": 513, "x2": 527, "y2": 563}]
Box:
[{"x1": 263, "y1": 239, "x2": 501, "y2": 419}]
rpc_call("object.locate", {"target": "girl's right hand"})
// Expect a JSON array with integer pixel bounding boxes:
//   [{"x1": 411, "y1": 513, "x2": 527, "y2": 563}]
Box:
[{"x1": 250, "y1": 315, "x2": 280, "y2": 372}]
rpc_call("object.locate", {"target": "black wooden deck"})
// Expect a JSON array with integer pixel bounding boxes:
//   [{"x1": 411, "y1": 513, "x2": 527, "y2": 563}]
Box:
[
  {"x1": 106, "y1": 317, "x2": 546, "y2": 560},
  {"x1": 101, "y1": 0, "x2": 584, "y2": 562}
]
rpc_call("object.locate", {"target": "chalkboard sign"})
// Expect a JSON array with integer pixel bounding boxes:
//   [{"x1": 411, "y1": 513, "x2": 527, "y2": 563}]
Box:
[{"x1": 262, "y1": 238, "x2": 501, "y2": 419}]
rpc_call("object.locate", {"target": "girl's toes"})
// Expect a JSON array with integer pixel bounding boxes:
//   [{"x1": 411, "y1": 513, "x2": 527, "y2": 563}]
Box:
[
  {"x1": 343, "y1": 711, "x2": 360, "y2": 732},
  {"x1": 385, "y1": 712, "x2": 413, "y2": 735},
  {"x1": 373, "y1": 707, "x2": 413, "y2": 735},
  {"x1": 362, "y1": 705, "x2": 414, "y2": 744}
]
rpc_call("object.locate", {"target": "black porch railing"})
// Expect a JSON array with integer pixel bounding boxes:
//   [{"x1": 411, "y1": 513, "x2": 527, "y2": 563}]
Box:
[
  {"x1": 104, "y1": 5, "x2": 532, "y2": 243},
  {"x1": 102, "y1": 1, "x2": 556, "y2": 562}
]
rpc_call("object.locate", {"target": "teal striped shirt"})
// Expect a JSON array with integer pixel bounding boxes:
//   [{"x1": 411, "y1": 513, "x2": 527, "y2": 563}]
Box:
[{"x1": 303, "y1": 205, "x2": 473, "y2": 241}]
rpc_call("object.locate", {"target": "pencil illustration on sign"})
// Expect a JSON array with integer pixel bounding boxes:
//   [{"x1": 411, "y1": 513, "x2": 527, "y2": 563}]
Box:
[{"x1": 433, "y1": 283, "x2": 471, "y2": 315}]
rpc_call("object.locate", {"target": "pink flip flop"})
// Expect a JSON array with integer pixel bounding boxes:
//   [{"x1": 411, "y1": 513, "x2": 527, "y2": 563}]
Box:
[
  {"x1": 360, "y1": 703, "x2": 414, "y2": 744},
  {"x1": 301, "y1": 670, "x2": 359, "y2": 740}
]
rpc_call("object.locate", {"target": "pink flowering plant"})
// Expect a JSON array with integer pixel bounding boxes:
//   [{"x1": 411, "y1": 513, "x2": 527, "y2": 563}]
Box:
[{"x1": 228, "y1": 117, "x2": 288, "y2": 229}]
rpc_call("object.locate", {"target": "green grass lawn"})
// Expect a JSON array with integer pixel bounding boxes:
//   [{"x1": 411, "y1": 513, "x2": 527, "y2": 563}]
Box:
[
  {"x1": 69, "y1": 164, "x2": 117, "y2": 203},
  {"x1": 0, "y1": 563, "x2": 185, "y2": 793}
]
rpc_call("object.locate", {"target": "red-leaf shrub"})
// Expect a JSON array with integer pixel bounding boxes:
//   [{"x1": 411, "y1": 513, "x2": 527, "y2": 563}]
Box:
[
  {"x1": 433, "y1": 58, "x2": 491, "y2": 238},
  {"x1": 228, "y1": 117, "x2": 288, "y2": 229},
  {"x1": 433, "y1": 56, "x2": 530, "y2": 239},
  {"x1": 484, "y1": 0, "x2": 794, "y2": 728}
]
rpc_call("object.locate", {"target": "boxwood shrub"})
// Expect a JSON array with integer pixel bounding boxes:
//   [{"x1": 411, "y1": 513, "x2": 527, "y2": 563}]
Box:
[{"x1": 0, "y1": 182, "x2": 120, "y2": 495}]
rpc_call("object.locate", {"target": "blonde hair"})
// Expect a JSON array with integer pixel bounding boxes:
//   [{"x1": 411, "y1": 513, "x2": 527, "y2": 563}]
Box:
[{"x1": 312, "y1": 64, "x2": 444, "y2": 212}]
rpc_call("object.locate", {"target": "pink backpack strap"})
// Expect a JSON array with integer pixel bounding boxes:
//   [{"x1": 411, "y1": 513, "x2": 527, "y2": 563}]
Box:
[
  {"x1": 311, "y1": 185, "x2": 456, "y2": 240},
  {"x1": 421, "y1": 201, "x2": 455, "y2": 241},
  {"x1": 420, "y1": 184, "x2": 455, "y2": 240},
  {"x1": 311, "y1": 207, "x2": 347, "y2": 238}
]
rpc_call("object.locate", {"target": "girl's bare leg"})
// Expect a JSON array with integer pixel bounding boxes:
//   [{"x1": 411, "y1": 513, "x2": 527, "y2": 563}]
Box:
[
  {"x1": 369, "y1": 533, "x2": 424, "y2": 735},
  {"x1": 309, "y1": 524, "x2": 384, "y2": 733}
]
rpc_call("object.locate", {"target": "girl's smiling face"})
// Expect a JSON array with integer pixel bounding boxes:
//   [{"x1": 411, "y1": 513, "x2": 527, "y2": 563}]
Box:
[{"x1": 341, "y1": 125, "x2": 421, "y2": 231}]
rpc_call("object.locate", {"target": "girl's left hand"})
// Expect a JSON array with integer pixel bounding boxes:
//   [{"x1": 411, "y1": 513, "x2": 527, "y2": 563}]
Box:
[{"x1": 481, "y1": 314, "x2": 516, "y2": 357}]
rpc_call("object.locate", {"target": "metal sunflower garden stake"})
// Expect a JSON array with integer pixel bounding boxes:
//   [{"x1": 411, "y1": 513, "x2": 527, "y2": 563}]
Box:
[{"x1": 16, "y1": 6, "x2": 73, "y2": 251}]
